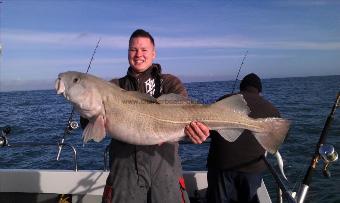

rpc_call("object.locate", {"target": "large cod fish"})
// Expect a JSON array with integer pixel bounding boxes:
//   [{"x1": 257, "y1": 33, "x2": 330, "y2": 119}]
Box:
[{"x1": 55, "y1": 71, "x2": 290, "y2": 154}]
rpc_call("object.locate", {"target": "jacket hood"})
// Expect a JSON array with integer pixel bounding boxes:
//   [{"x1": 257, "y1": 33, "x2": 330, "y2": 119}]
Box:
[{"x1": 126, "y1": 63, "x2": 162, "y2": 80}]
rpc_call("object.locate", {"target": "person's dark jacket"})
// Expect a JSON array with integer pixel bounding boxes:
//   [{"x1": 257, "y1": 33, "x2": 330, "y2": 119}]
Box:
[
  {"x1": 112, "y1": 64, "x2": 187, "y2": 98},
  {"x1": 81, "y1": 64, "x2": 188, "y2": 202},
  {"x1": 207, "y1": 89, "x2": 281, "y2": 173}
]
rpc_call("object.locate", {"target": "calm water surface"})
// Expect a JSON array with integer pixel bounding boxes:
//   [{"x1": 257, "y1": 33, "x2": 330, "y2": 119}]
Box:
[{"x1": 1, "y1": 75, "x2": 339, "y2": 202}]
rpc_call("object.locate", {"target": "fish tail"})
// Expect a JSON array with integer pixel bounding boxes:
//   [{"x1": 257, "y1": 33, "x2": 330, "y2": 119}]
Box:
[
  {"x1": 211, "y1": 94, "x2": 290, "y2": 154},
  {"x1": 253, "y1": 118, "x2": 290, "y2": 154}
]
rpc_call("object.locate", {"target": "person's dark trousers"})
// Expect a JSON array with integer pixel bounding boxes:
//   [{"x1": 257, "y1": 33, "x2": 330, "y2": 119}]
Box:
[{"x1": 206, "y1": 168, "x2": 262, "y2": 203}]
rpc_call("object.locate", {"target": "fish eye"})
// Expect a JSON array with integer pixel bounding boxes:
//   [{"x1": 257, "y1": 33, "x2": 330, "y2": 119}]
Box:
[{"x1": 73, "y1": 78, "x2": 79, "y2": 83}]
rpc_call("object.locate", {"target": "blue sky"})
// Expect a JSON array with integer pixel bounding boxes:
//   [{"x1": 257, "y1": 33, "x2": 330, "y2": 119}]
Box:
[{"x1": 1, "y1": 0, "x2": 340, "y2": 91}]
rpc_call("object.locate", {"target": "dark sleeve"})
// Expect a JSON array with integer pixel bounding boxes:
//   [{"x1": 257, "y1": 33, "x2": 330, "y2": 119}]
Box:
[
  {"x1": 270, "y1": 105, "x2": 281, "y2": 118},
  {"x1": 80, "y1": 117, "x2": 89, "y2": 129},
  {"x1": 109, "y1": 78, "x2": 119, "y2": 86},
  {"x1": 161, "y1": 74, "x2": 188, "y2": 97}
]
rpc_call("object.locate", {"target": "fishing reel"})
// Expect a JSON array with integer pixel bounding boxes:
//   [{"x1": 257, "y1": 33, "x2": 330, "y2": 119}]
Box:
[
  {"x1": 0, "y1": 125, "x2": 11, "y2": 147},
  {"x1": 319, "y1": 144, "x2": 338, "y2": 177},
  {"x1": 56, "y1": 120, "x2": 79, "y2": 162},
  {"x1": 64, "y1": 120, "x2": 79, "y2": 134}
]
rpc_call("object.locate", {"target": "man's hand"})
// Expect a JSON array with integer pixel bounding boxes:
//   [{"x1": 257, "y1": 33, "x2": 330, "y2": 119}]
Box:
[{"x1": 185, "y1": 121, "x2": 210, "y2": 144}]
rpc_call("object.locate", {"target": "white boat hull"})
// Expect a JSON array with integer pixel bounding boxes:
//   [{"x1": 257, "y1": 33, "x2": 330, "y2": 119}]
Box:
[{"x1": 0, "y1": 169, "x2": 271, "y2": 202}]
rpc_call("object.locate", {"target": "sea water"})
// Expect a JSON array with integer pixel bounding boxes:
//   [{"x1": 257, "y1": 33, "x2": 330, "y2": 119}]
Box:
[{"x1": 1, "y1": 75, "x2": 339, "y2": 202}]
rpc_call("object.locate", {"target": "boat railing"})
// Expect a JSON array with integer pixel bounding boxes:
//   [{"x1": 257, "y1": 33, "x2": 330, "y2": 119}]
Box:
[{"x1": 0, "y1": 125, "x2": 79, "y2": 171}]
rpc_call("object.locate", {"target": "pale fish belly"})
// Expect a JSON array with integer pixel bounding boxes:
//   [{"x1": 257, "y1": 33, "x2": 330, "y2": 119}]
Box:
[{"x1": 104, "y1": 106, "x2": 187, "y2": 145}]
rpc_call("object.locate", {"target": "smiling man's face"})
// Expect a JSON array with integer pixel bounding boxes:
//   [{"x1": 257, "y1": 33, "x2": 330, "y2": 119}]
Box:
[{"x1": 128, "y1": 37, "x2": 156, "y2": 73}]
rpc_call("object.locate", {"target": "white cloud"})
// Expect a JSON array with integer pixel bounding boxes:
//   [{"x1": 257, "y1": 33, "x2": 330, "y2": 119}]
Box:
[
  {"x1": 2, "y1": 29, "x2": 128, "y2": 49},
  {"x1": 275, "y1": 0, "x2": 340, "y2": 7},
  {"x1": 257, "y1": 41, "x2": 340, "y2": 50},
  {"x1": 3, "y1": 29, "x2": 340, "y2": 51},
  {"x1": 2, "y1": 56, "x2": 127, "y2": 68}
]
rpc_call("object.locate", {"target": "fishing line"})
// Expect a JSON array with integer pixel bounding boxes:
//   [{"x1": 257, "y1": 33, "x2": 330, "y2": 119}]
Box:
[
  {"x1": 231, "y1": 50, "x2": 248, "y2": 93},
  {"x1": 67, "y1": 38, "x2": 101, "y2": 121},
  {"x1": 67, "y1": 38, "x2": 101, "y2": 118},
  {"x1": 85, "y1": 38, "x2": 101, "y2": 74}
]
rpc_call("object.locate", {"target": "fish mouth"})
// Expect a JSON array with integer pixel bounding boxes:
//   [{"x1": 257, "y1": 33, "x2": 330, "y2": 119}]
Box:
[{"x1": 55, "y1": 78, "x2": 65, "y2": 95}]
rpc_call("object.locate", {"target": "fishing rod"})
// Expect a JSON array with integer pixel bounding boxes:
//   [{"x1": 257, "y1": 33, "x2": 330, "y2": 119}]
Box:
[
  {"x1": 262, "y1": 155, "x2": 296, "y2": 203},
  {"x1": 56, "y1": 38, "x2": 101, "y2": 161},
  {"x1": 262, "y1": 92, "x2": 339, "y2": 203},
  {"x1": 231, "y1": 50, "x2": 248, "y2": 93},
  {"x1": 296, "y1": 92, "x2": 339, "y2": 203}
]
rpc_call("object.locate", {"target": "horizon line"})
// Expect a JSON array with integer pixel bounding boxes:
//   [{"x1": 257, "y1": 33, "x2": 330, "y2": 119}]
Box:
[{"x1": 1, "y1": 74, "x2": 339, "y2": 93}]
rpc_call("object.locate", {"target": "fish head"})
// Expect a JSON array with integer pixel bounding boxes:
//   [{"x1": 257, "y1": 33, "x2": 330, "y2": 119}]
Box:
[{"x1": 55, "y1": 71, "x2": 104, "y2": 119}]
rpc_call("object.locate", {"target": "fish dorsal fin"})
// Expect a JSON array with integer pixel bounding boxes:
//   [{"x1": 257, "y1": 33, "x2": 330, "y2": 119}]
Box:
[
  {"x1": 213, "y1": 94, "x2": 250, "y2": 115},
  {"x1": 157, "y1": 93, "x2": 195, "y2": 105},
  {"x1": 125, "y1": 91, "x2": 158, "y2": 104},
  {"x1": 216, "y1": 128, "x2": 244, "y2": 142}
]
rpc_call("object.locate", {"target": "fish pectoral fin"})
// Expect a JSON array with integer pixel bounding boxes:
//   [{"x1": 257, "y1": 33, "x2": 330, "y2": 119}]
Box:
[
  {"x1": 82, "y1": 115, "x2": 106, "y2": 143},
  {"x1": 216, "y1": 128, "x2": 244, "y2": 142}
]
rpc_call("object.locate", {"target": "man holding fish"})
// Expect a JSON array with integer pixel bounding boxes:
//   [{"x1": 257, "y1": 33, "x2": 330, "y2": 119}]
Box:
[
  {"x1": 56, "y1": 29, "x2": 289, "y2": 203},
  {"x1": 79, "y1": 29, "x2": 210, "y2": 203}
]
